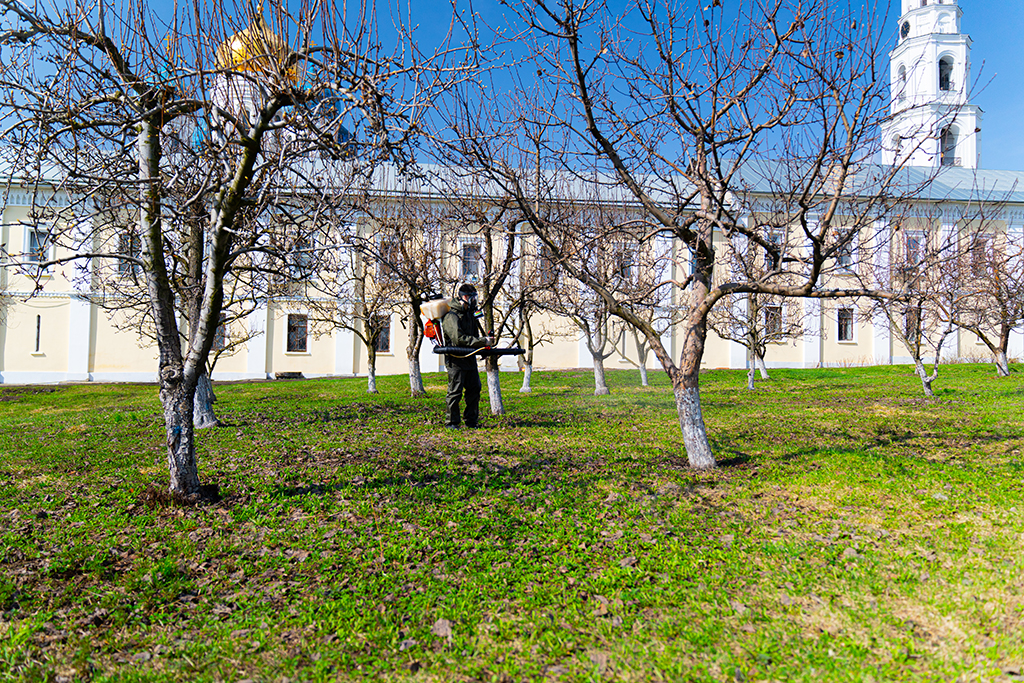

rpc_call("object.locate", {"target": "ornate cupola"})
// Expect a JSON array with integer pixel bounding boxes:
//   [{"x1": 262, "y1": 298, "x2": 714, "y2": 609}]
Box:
[
  {"x1": 880, "y1": 0, "x2": 983, "y2": 169},
  {"x1": 210, "y1": 8, "x2": 293, "y2": 142},
  {"x1": 213, "y1": 13, "x2": 290, "y2": 77}
]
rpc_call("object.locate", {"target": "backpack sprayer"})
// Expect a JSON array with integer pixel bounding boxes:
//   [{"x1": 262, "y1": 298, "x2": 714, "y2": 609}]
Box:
[{"x1": 420, "y1": 297, "x2": 525, "y2": 359}]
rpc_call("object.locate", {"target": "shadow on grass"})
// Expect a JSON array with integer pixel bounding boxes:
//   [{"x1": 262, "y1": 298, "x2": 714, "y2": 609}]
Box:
[
  {"x1": 271, "y1": 451, "x2": 623, "y2": 503},
  {"x1": 717, "y1": 453, "x2": 753, "y2": 468},
  {"x1": 493, "y1": 415, "x2": 577, "y2": 429}
]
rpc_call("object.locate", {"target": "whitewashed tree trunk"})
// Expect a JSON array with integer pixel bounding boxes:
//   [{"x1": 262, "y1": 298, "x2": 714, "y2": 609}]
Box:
[
  {"x1": 193, "y1": 372, "x2": 219, "y2": 429},
  {"x1": 672, "y1": 382, "x2": 716, "y2": 470},
  {"x1": 593, "y1": 357, "x2": 610, "y2": 395},
  {"x1": 747, "y1": 366, "x2": 756, "y2": 391},
  {"x1": 408, "y1": 358, "x2": 424, "y2": 396},
  {"x1": 485, "y1": 355, "x2": 505, "y2": 414},
  {"x1": 367, "y1": 365, "x2": 378, "y2": 393},
  {"x1": 754, "y1": 353, "x2": 769, "y2": 380},
  {"x1": 914, "y1": 358, "x2": 936, "y2": 398},
  {"x1": 633, "y1": 331, "x2": 650, "y2": 387},
  {"x1": 520, "y1": 362, "x2": 533, "y2": 393},
  {"x1": 995, "y1": 349, "x2": 1010, "y2": 377},
  {"x1": 408, "y1": 314, "x2": 426, "y2": 396}
]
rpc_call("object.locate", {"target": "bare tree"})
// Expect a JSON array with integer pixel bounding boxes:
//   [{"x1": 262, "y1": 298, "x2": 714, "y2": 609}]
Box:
[
  {"x1": 608, "y1": 238, "x2": 676, "y2": 388},
  {"x1": 355, "y1": 185, "x2": 451, "y2": 396},
  {"x1": 709, "y1": 216, "x2": 824, "y2": 388},
  {"x1": 709, "y1": 292, "x2": 809, "y2": 389},
  {"x1": 0, "y1": 0, "x2": 445, "y2": 495},
  {"x1": 430, "y1": 173, "x2": 523, "y2": 414},
  {"x1": 429, "y1": 0, "x2": 937, "y2": 469},
  {"x1": 511, "y1": 237, "x2": 572, "y2": 393},
  {"x1": 300, "y1": 218, "x2": 402, "y2": 394},
  {"x1": 77, "y1": 185, "x2": 273, "y2": 427},
  {"x1": 865, "y1": 220, "x2": 961, "y2": 398},
  {"x1": 527, "y1": 194, "x2": 659, "y2": 396},
  {"x1": 952, "y1": 220, "x2": 1024, "y2": 377}
]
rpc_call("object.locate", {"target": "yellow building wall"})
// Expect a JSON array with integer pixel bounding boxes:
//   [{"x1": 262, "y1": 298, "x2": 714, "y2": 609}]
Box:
[
  {"x1": 91, "y1": 310, "x2": 159, "y2": 376},
  {"x1": 267, "y1": 305, "x2": 335, "y2": 376},
  {"x1": 819, "y1": 301, "x2": 875, "y2": 367},
  {"x1": 4, "y1": 297, "x2": 69, "y2": 373}
]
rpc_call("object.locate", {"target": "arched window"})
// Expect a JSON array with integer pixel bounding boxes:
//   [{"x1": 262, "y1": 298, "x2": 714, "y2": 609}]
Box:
[
  {"x1": 897, "y1": 65, "x2": 907, "y2": 102},
  {"x1": 939, "y1": 57, "x2": 953, "y2": 91},
  {"x1": 940, "y1": 127, "x2": 957, "y2": 166}
]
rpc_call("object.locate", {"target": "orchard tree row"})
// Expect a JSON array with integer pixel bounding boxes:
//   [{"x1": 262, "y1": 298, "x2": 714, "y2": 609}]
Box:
[{"x1": 1, "y1": 0, "x2": 1021, "y2": 497}]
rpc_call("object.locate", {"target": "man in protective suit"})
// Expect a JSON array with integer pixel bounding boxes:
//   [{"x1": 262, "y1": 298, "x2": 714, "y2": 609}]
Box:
[{"x1": 441, "y1": 283, "x2": 492, "y2": 428}]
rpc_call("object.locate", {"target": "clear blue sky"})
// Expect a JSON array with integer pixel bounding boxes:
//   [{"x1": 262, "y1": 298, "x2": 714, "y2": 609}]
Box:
[
  {"x1": 955, "y1": 0, "x2": 1024, "y2": 170},
  {"x1": 417, "y1": 0, "x2": 1024, "y2": 171},
  {"x1": 143, "y1": 0, "x2": 1024, "y2": 170}
]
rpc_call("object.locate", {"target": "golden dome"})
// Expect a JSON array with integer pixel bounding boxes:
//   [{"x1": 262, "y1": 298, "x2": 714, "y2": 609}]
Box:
[{"x1": 214, "y1": 14, "x2": 290, "y2": 74}]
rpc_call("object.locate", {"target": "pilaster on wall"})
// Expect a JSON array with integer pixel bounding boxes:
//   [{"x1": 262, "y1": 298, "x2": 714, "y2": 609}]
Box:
[
  {"x1": 659, "y1": 308, "x2": 674, "y2": 370},
  {"x1": 67, "y1": 296, "x2": 92, "y2": 381},
  {"x1": 1010, "y1": 328, "x2": 1024, "y2": 363},
  {"x1": 868, "y1": 218, "x2": 892, "y2": 365},
  {"x1": 729, "y1": 296, "x2": 749, "y2": 370},
  {"x1": 873, "y1": 310, "x2": 892, "y2": 365},
  {"x1": 418, "y1": 331, "x2": 440, "y2": 374},
  {"x1": 66, "y1": 208, "x2": 96, "y2": 381},
  {"x1": 802, "y1": 299, "x2": 821, "y2": 368},
  {"x1": 1009, "y1": 221, "x2": 1024, "y2": 362},
  {"x1": 246, "y1": 304, "x2": 270, "y2": 379},
  {"x1": 334, "y1": 310, "x2": 355, "y2": 376},
  {"x1": 577, "y1": 334, "x2": 593, "y2": 369}
]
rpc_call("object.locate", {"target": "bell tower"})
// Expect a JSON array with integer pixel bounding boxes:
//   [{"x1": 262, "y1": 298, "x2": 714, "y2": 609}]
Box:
[{"x1": 880, "y1": 0, "x2": 983, "y2": 169}]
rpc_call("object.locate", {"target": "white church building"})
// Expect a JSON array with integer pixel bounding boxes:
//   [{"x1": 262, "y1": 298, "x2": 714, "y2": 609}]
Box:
[{"x1": 1, "y1": 0, "x2": 1023, "y2": 384}]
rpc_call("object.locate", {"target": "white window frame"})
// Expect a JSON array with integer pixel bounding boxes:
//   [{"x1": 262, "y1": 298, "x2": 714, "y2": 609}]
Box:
[
  {"x1": 765, "y1": 228, "x2": 785, "y2": 271},
  {"x1": 938, "y1": 55, "x2": 954, "y2": 92},
  {"x1": 904, "y1": 231, "x2": 926, "y2": 267},
  {"x1": 370, "y1": 313, "x2": 392, "y2": 355},
  {"x1": 763, "y1": 303, "x2": 783, "y2": 338},
  {"x1": 118, "y1": 231, "x2": 143, "y2": 278},
  {"x1": 376, "y1": 235, "x2": 401, "y2": 283},
  {"x1": 288, "y1": 233, "x2": 316, "y2": 281},
  {"x1": 970, "y1": 235, "x2": 990, "y2": 277},
  {"x1": 904, "y1": 304, "x2": 922, "y2": 342},
  {"x1": 837, "y1": 307, "x2": 856, "y2": 343},
  {"x1": 285, "y1": 312, "x2": 310, "y2": 354},
  {"x1": 835, "y1": 229, "x2": 856, "y2": 270},
  {"x1": 459, "y1": 238, "x2": 482, "y2": 283},
  {"x1": 939, "y1": 126, "x2": 958, "y2": 167},
  {"x1": 212, "y1": 313, "x2": 228, "y2": 352},
  {"x1": 22, "y1": 224, "x2": 54, "y2": 274},
  {"x1": 536, "y1": 241, "x2": 558, "y2": 286},
  {"x1": 612, "y1": 241, "x2": 635, "y2": 282}
]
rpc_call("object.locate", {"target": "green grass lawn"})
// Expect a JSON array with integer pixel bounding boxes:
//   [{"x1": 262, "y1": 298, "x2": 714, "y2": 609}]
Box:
[{"x1": 1, "y1": 365, "x2": 1023, "y2": 682}]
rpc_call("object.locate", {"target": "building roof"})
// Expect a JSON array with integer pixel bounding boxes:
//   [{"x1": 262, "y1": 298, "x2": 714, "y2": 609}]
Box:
[{"x1": 732, "y1": 159, "x2": 1024, "y2": 206}]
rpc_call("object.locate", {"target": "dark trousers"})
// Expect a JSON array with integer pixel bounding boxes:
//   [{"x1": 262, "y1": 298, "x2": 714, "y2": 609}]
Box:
[{"x1": 446, "y1": 361, "x2": 481, "y2": 427}]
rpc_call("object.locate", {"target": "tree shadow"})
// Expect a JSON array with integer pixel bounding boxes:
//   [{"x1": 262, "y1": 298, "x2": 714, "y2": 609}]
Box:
[
  {"x1": 269, "y1": 451, "x2": 620, "y2": 503},
  {"x1": 716, "y1": 452, "x2": 753, "y2": 468}
]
